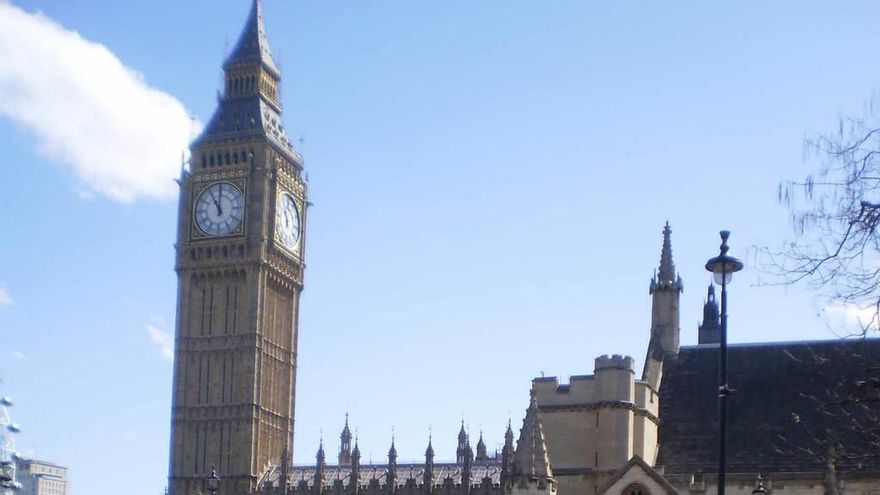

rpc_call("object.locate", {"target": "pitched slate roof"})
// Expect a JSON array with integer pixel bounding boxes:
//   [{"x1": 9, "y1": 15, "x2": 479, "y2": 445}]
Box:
[
  {"x1": 658, "y1": 339, "x2": 880, "y2": 475},
  {"x1": 193, "y1": 90, "x2": 299, "y2": 161}
]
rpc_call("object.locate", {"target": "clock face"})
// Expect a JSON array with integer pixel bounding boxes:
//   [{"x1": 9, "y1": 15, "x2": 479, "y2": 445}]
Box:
[
  {"x1": 276, "y1": 193, "x2": 301, "y2": 250},
  {"x1": 194, "y1": 182, "x2": 244, "y2": 236}
]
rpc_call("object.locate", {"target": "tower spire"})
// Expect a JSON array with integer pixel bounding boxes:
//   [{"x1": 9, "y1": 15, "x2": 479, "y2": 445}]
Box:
[
  {"x1": 315, "y1": 436, "x2": 326, "y2": 493},
  {"x1": 475, "y1": 430, "x2": 488, "y2": 461},
  {"x1": 387, "y1": 435, "x2": 398, "y2": 494},
  {"x1": 339, "y1": 413, "x2": 353, "y2": 465},
  {"x1": 658, "y1": 221, "x2": 676, "y2": 282},
  {"x1": 350, "y1": 437, "x2": 361, "y2": 494},
  {"x1": 224, "y1": 0, "x2": 280, "y2": 76},
  {"x1": 643, "y1": 222, "x2": 683, "y2": 388}
]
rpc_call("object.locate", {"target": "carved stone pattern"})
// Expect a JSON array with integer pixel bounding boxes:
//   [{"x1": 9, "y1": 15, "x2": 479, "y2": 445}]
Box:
[{"x1": 267, "y1": 251, "x2": 302, "y2": 285}]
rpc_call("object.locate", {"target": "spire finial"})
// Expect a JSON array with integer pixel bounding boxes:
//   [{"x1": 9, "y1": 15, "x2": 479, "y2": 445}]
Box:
[{"x1": 658, "y1": 221, "x2": 676, "y2": 282}]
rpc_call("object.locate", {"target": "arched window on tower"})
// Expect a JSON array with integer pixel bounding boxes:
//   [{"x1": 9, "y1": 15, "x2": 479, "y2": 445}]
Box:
[{"x1": 622, "y1": 483, "x2": 650, "y2": 495}]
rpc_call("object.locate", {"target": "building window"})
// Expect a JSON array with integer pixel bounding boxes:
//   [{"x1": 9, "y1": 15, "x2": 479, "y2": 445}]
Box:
[{"x1": 622, "y1": 483, "x2": 650, "y2": 495}]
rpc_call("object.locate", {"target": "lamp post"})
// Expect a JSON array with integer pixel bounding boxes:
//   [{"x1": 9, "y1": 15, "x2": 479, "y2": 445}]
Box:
[
  {"x1": 204, "y1": 468, "x2": 220, "y2": 495},
  {"x1": 705, "y1": 230, "x2": 743, "y2": 495}
]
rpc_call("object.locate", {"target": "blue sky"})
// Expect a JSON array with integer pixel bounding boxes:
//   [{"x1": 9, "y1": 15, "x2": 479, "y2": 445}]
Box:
[{"x1": 2, "y1": 1, "x2": 880, "y2": 495}]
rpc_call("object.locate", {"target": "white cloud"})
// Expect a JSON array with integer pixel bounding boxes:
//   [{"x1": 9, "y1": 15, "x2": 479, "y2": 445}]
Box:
[
  {"x1": 10, "y1": 350, "x2": 26, "y2": 360},
  {"x1": 0, "y1": 3, "x2": 200, "y2": 202},
  {"x1": 0, "y1": 287, "x2": 11, "y2": 306},
  {"x1": 145, "y1": 324, "x2": 174, "y2": 361},
  {"x1": 823, "y1": 302, "x2": 878, "y2": 334}
]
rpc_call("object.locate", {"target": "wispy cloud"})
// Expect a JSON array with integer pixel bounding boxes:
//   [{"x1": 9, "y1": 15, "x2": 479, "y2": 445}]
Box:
[
  {"x1": 10, "y1": 350, "x2": 26, "y2": 360},
  {"x1": 145, "y1": 324, "x2": 174, "y2": 361},
  {"x1": 0, "y1": 286, "x2": 12, "y2": 306},
  {"x1": 0, "y1": 3, "x2": 200, "y2": 202},
  {"x1": 823, "y1": 302, "x2": 878, "y2": 334}
]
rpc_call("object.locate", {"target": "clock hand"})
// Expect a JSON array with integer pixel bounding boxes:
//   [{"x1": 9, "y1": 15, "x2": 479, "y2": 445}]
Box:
[{"x1": 214, "y1": 185, "x2": 224, "y2": 216}]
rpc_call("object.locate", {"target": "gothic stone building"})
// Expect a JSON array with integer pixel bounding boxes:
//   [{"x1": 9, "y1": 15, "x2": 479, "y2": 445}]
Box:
[{"x1": 167, "y1": 3, "x2": 880, "y2": 495}]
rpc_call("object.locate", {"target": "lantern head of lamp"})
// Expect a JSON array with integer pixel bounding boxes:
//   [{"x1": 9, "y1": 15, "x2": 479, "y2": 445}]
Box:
[
  {"x1": 205, "y1": 468, "x2": 220, "y2": 495},
  {"x1": 705, "y1": 230, "x2": 743, "y2": 285}
]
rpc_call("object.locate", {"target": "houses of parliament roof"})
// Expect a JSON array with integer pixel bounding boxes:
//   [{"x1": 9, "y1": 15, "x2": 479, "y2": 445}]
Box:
[{"x1": 658, "y1": 338, "x2": 880, "y2": 475}]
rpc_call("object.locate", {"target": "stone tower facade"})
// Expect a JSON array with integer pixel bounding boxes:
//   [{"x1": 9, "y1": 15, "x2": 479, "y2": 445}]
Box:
[
  {"x1": 167, "y1": 2, "x2": 307, "y2": 495},
  {"x1": 532, "y1": 355, "x2": 658, "y2": 495}
]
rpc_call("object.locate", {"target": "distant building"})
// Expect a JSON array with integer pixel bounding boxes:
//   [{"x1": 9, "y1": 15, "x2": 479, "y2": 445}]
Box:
[{"x1": 15, "y1": 459, "x2": 68, "y2": 495}]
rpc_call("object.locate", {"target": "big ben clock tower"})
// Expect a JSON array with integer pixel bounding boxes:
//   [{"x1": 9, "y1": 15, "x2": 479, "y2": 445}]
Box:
[{"x1": 168, "y1": 2, "x2": 307, "y2": 495}]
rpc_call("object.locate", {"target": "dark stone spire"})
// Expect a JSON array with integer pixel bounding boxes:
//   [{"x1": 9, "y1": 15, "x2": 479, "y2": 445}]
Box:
[
  {"x1": 224, "y1": 0, "x2": 280, "y2": 76},
  {"x1": 315, "y1": 437, "x2": 326, "y2": 492},
  {"x1": 339, "y1": 413, "x2": 353, "y2": 465},
  {"x1": 461, "y1": 437, "x2": 473, "y2": 494},
  {"x1": 698, "y1": 284, "x2": 721, "y2": 344},
  {"x1": 500, "y1": 419, "x2": 514, "y2": 487},
  {"x1": 425, "y1": 433, "x2": 435, "y2": 459},
  {"x1": 424, "y1": 433, "x2": 435, "y2": 493},
  {"x1": 350, "y1": 438, "x2": 361, "y2": 493},
  {"x1": 456, "y1": 420, "x2": 469, "y2": 464},
  {"x1": 193, "y1": 0, "x2": 299, "y2": 163},
  {"x1": 387, "y1": 436, "x2": 398, "y2": 494},
  {"x1": 475, "y1": 431, "x2": 488, "y2": 462}
]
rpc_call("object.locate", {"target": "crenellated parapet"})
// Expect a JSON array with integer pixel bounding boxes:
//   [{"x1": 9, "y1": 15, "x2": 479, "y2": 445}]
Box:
[{"x1": 594, "y1": 354, "x2": 634, "y2": 371}]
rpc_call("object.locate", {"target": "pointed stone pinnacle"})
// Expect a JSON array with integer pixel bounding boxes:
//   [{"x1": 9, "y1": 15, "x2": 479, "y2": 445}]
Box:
[{"x1": 658, "y1": 222, "x2": 676, "y2": 282}]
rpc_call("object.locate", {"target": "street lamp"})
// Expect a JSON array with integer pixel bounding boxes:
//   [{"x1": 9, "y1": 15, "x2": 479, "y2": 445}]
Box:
[
  {"x1": 204, "y1": 468, "x2": 220, "y2": 495},
  {"x1": 752, "y1": 474, "x2": 767, "y2": 495},
  {"x1": 705, "y1": 230, "x2": 743, "y2": 495}
]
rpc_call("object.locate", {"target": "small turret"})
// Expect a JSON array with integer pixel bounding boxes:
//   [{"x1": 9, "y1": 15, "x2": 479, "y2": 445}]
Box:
[
  {"x1": 475, "y1": 431, "x2": 488, "y2": 462},
  {"x1": 462, "y1": 438, "x2": 474, "y2": 494},
  {"x1": 339, "y1": 413, "x2": 353, "y2": 465},
  {"x1": 387, "y1": 437, "x2": 398, "y2": 494},
  {"x1": 315, "y1": 438, "x2": 326, "y2": 493},
  {"x1": 508, "y1": 396, "x2": 555, "y2": 495},
  {"x1": 500, "y1": 420, "x2": 514, "y2": 487},
  {"x1": 456, "y1": 421, "x2": 470, "y2": 464},
  {"x1": 698, "y1": 284, "x2": 721, "y2": 344},
  {"x1": 350, "y1": 438, "x2": 361, "y2": 493},
  {"x1": 424, "y1": 434, "x2": 435, "y2": 493}
]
